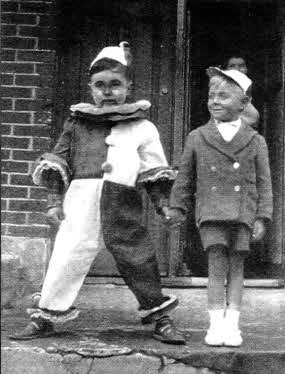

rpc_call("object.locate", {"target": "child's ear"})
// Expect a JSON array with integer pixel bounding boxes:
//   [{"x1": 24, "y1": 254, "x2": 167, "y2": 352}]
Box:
[{"x1": 241, "y1": 95, "x2": 250, "y2": 109}]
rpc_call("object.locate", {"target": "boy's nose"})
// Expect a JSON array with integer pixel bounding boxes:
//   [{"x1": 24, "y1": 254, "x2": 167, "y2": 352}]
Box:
[
  {"x1": 104, "y1": 86, "x2": 112, "y2": 95},
  {"x1": 212, "y1": 95, "x2": 220, "y2": 104}
]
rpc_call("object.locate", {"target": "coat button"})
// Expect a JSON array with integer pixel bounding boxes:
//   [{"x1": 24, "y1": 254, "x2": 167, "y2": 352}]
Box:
[
  {"x1": 101, "y1": 162, "x2": 112, "y2": 173},
  {"x1": 233, "y1": 162, "x2": 240, "y2": 169},
  {"x1": 211, "y1": 186, "x2": 217, "y2": 191},
  {"x1": 234, "y1": 185, "x2": 241, "y2": 192},
  {"x1": 211, "y1": 166, "x2": 217, "y2": 172}
]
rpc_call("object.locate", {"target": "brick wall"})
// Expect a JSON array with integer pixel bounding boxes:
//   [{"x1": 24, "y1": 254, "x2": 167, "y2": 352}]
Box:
[{"x1": 1, "y1": 0, "x2": 56, "y2": 239}]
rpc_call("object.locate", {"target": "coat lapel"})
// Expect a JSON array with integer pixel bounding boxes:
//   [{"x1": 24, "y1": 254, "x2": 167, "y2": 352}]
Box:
[{"x1": 200, "y1": 120, "x2": 257, "y2": 160}]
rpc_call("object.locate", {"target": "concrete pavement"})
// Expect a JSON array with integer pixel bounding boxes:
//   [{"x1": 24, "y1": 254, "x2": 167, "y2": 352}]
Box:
[{"x1": 2, "y1": 285, "x2": 285, "y2": 373}]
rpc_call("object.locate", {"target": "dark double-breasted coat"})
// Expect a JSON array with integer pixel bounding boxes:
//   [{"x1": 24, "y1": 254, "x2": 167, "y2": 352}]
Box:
[{"x1": 170, "y1": 120, "x2": 273, "y2": 229}]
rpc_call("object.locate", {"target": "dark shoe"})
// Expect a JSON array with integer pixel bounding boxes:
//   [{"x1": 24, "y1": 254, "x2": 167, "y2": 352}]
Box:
[
  {"x1": 9, "y1": 320, "x2": 55, "y2": 341},
  {"x1": 153, "y1": 316, "x2": 186, "y2": 345},
  {"x1": 141, "y1": 295, "x2": 179, "y2": 325}
]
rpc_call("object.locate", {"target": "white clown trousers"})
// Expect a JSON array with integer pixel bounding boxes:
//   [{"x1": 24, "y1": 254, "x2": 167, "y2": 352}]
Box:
[{"x1": 39, "y1": 179, "x2": 105, "y2": 311}]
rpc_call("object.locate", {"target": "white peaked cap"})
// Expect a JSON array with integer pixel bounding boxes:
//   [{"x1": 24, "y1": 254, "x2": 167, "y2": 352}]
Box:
[
  {"x1": 90, "y1": 41, "x2": 130, "y2": 68},
  {"x1": 207, "y1": 67, "x2": 252, "y2": 94}
]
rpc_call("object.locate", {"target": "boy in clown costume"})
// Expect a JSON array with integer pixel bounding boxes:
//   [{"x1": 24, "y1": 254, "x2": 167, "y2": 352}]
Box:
[{"x1": 10, "y1": 42, "x2": 185, "y2": 344}]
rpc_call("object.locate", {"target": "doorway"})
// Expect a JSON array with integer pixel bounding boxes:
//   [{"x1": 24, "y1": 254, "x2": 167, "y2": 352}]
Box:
[{"x1": 183, "y1": 0, "x2": 284, "y2": 278}]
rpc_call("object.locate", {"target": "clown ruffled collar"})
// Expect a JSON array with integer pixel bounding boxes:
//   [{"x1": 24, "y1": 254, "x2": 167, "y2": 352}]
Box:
[{"x1": 70, "y1": 100, "x2": 151, "y2": 123}]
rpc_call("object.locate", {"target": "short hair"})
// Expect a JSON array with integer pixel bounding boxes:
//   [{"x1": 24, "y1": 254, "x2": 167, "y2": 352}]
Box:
[
  {"x1": 89, "y1": 58, "x2": 132, "y2": 81},
  {"x1": 222, "y1": 54, "x2": 247, "y2": 70}
]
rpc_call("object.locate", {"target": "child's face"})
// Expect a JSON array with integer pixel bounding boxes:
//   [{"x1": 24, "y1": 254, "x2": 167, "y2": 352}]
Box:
[
  {"x1": 208, "y1": 77, "x2": 247, "y2": 122},
  {"x1": 89, "y1": 69, "x2": 130, "y2": 107},
  {"x1": 226, "y1": 57, "x2": 248, "y2": 75}
]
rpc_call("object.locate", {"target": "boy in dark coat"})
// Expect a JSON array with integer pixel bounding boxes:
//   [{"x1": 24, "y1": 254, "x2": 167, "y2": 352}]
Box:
[
  {"x1": 10, "y1": 42, "x2": 185, "y2": 344},
  {"x1": 164, "y1": 67, "x2": 273, "y2": 346}
]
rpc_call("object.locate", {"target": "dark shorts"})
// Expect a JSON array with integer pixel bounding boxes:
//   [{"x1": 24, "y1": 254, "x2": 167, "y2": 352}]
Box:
[{"x1": 199, "y1": 221, "x2": 251, "y2": 252}]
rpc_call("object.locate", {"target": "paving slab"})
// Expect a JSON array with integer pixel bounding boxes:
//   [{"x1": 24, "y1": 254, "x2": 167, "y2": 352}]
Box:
[{"x1": 2, "y1": 285, "x2": 285, "y2": 374}]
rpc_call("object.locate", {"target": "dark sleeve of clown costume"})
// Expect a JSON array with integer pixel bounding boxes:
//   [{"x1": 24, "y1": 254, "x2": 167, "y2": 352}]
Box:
[
  {"x1": 136, "y1": 123, "x2": 176, "y2": 214},
  {"x1": 31, "y1": 117, "x2": 74, "y2": 207}
]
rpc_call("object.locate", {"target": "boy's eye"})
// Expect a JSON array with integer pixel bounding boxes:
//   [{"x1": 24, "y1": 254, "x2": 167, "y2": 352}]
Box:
[
  {"x1": 94, "y1": 81, "x2": 104, "y2": 88},
  {"x1": 111, "y1": 80, "x2": 122, "y2": 87}
]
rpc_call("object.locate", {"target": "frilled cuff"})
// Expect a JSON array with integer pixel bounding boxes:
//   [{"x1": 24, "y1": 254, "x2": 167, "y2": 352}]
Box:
[
  {"x1": 32, "y1": 153, "x2": 70, "y2": 190},
  {"x1": 27, "y1": 307, "x2": 79, "y2": 324},
  {"x1": 137, "y1": 166, "x2": 177, "y2": 185}
]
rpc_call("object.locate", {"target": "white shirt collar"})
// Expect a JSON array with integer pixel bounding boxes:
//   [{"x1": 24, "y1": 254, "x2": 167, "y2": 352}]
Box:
[{"x1": 214, "y1": 118, "x2": 241, "y2": 127}]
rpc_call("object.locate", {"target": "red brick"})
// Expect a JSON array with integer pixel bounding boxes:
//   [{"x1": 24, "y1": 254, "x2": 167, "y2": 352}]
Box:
[
  {"x1": 2, "y1": 62, "x2": 34, "y2": 74},
  {"x1": 12, "y1": 149, "x2": 41, "y2": 161},
  {"x1": 2, "y1": 212, "x2": 26, "y2": 225},
  {"x1": 2, "y1": 161, "x2": 29, "y2": 173},
  {"x1": 6, "y1": 224, "x2": 49, "y2": 238},
  {"x1": 29, "y1": 187, "x2": 47, "y2": 199},
  {"x1": 19, "y1": 25, "x2": 53, "y2": 38},
  {"x1": 1, "y1": 199, "x2": 8, "y2": 210},
  {"x1": 20, "y1": 2, "x2": 54, "y2": 14},
  {"x1": 1, "y1": 74, "x2": 14, "y2": 85},
  {"x1": 2, "y1": 49, "x2": 16, "y2": 61},
  {"x1": 35, "y1": 87, "x2": 53, "y2": 100},
  {"x1": 2, "y1": 136, "x2": 30, "y2": 149},
  {"x1": 2, "y1": 86, "x2": 32, "y2": 98},
  {"x1": 2, "y1": 149, "x2": 11, "y2": 160},
  {"x1": 32, "y1": 137, "x2": 51, "y2": 151},
  {"x1": 27, "y1": 212, "x2": 47, "y2": 225},
  {"x1": 2, "y1": 37, "x2": 37, "y2": 49},
  {"x1": 1, "y1": 111, "x2": 31, "y2": 123},
  {"x1": 1, "y1": 124, "x2": 12, "y2": 135},
  {"x1": 15, "y1": 99, "x2": 45, "y2": 111},
  {"x1": 2, "y1": 186, "x2": 28, "y2": 198},
  {"x1": 9, "y1": 199, "x2": 46, "y2": 212},
  {"x1": 2, "y1": 173, "x2": 9, "y2": 185},
  {"x1": 1, "y1": 1, "x2": 19, "y2": 12},
  {"x1": 13, "y1": 124, "x2": 50, "y2": 137},
  {"x1": 1, "y1": 13, "x2": 37, "y2": 25},
  {"x1": 10, "y1": 174, "x2": 33, "y2": 186},
  {"x1": 38, "y1": 38, "x2": 57, "y2": 51},
  {"x1": 15, "y1": 74, "x2": 40, "y2": 86},
  {"x1": 1, "y1": 224, "x2": 8, "y2": 235},
  {"x1": 17, "y1": 50, "x2": 54, "y2": 63},
  {"x1": 1, "y1": 98, "x2": 13, "y2": 110},
  {"x1": 1, "y1": 24, "x2": 17, "y2": 35}
]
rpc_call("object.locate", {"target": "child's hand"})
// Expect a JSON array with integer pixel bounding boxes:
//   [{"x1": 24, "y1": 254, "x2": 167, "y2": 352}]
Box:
[
  {"x1": 252, "y1": 219, "x2": 266, "y2": 241},
  {"x1": 46, "y1": 207, "x2": 65, "y2": 226},
  {"x1": 162, "y1": 207, "x2": 186, "y2": 226}
]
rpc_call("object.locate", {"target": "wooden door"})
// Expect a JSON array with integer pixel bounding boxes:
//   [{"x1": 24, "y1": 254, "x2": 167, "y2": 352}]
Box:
[{"x1": 54, "y1": 0, "x2": 177, "y2": 276}]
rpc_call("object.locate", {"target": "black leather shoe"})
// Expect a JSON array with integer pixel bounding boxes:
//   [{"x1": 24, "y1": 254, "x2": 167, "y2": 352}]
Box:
[
  {"x1": 9, "y1": 321, "x2": 55, "y2": 340},
  {"x1": 153, "y1": 316, "x2": 186, "y2": 345}
]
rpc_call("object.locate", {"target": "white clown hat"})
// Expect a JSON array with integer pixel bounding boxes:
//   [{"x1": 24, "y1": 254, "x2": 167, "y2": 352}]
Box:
[
  {"x1": 90, "y1": 41, "x2": 131, "y2": 69},
  {"x1": 207, "y1": 67, "x2": 252, "y2": 94}
]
